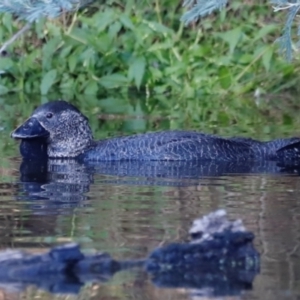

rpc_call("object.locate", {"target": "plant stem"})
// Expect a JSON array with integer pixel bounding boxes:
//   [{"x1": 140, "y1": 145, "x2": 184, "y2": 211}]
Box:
[
  {"x1": 0, "y1": 22, "x2": 32, "y2": 54},
  {"x1": 155, "y1": 0, "x2": 162, "y2": 23}
]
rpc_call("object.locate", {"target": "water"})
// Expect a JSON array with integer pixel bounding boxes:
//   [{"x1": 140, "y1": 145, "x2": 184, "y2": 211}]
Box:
[
  {"x1": 1, "y1": 152, "x2": 300, "y2": 299},
  {"x1": 1, "y1": 97, "x2": 300, "y2": 299}
]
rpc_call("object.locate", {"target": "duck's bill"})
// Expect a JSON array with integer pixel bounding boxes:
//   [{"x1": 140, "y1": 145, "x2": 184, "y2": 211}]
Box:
[{"x1": 11, "y1": 117, "x2": 49, "y2": 139}]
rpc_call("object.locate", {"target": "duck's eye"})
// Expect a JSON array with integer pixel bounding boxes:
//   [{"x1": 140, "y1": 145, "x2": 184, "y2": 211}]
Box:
[{"x1": 46, "y1": 112, "x2": 53, "y2": 119}]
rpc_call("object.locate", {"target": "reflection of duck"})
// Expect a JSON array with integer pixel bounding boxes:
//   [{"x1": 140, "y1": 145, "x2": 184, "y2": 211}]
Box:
[
  {"x1": 11, "y1": 100, "x2": 300, "y2": 162},
  {"x1": 18, "y1": 156, "x2": 300, "y2": 207},
  {"x1": 18, "y1": 157, "x2": 93, "y2": 210}
]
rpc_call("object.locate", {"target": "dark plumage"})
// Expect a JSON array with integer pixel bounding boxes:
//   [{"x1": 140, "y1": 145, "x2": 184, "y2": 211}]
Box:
[{"x1": 11, "y1": 100, "x2": 300, "y2": 161}]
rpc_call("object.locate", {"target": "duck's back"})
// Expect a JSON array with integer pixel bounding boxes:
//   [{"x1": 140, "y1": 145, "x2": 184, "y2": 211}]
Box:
[{"x1": 82, "y1": 131, "x2": 256, "y2": 161}]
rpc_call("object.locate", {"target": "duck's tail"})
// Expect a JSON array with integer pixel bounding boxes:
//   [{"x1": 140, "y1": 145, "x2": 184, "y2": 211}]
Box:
[{"x1": 268, "y1": 138, "x2": 300, "y2": 161}]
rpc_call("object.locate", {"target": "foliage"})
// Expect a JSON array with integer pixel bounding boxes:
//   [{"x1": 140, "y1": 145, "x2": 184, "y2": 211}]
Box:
[
  {"x1": 182, "y1": 0, "x2": 300, "y2": 60},
  {"x1": 0, "y1": 0, "x2": 93, "y2": 22},
  {"x1": 0, "y1": 0, "x2": 299, "y2": 100},
  {"x1": 181, "y1": 0, "x2": 228, "y2": 24},
  {"x1": 271, "y1": 1, "x2": 300, "y2": 61},
  {"x1": 2, "y1": 91, "x2": 300, "y2": 160}
]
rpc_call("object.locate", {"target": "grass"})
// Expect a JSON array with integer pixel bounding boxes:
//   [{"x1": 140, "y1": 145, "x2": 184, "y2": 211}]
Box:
[
  {"x1": 0, "y1": 0, "x2": 298, "y2": 97},
  {"x1": 0, "y1": 0, "x2": 299, "y2": 143}
]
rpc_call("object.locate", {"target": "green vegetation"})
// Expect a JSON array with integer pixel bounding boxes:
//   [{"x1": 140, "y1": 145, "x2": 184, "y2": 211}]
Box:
[
  {"x1": 0, "y1": 0, "x2": 299, "y2": 152},
  {"x1": 0, "y1": 0, "x2": 299, "y2": 97},
  {"x1": 182, "y1": 0, "x2": 300, "y2": 61}
]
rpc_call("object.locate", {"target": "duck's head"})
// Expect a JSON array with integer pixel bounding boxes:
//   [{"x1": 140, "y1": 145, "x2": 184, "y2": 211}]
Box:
[{"x1": 11, "y1": 100, "x2": 94, "y2": 158}]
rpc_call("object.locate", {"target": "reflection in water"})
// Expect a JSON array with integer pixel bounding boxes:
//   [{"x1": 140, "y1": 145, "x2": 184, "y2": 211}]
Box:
[
  {"x1": 15, "y1": 158, "x2": 300, "y2": 216},
  {"x1": 19, "y1": 159, "x2": 92, "y2": 203},
  {"x1": 18, "y1": 158, "x2": 300, "y2": 197},
  {"x1": 0, "y1": 208, "x2": 259, "y2": 297},
  {"x1": 15, "y1": 158, "x2": 300, "y2": 219},
  {"x1": 0, "y1": 259, "x2": 257, "y2": 297},
  {"x1": 0, "y1": 157, "x2": 299, "y2": 300}
]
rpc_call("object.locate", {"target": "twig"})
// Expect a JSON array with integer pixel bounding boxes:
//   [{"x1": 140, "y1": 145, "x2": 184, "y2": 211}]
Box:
[
  {"x1": 0, "y1": 22, "x2": 32, "y2": 54},
  {"x1": 273, "y1": 2, "x2": 300, "y2": 12}
]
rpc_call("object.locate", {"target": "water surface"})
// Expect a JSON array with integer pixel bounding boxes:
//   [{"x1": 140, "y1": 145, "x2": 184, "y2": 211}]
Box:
[{"x1": 0, "y1": 95, "x2": 300, "y2": 300}]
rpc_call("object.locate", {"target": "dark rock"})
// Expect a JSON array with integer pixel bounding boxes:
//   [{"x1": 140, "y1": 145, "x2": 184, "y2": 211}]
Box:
[
  {"x1": 145, "y1": 210, "x2": 259, "y2": 296},
  {"x1": 0, "y1": 210, "x2": 260, "y2": 297}
]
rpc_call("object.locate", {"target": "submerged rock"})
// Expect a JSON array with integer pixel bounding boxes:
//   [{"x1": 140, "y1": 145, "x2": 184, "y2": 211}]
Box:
[
  {"x1": 0, "y1": 210, "x2": 259, "y2": 296},
  {"x1": 146, "y1": 210, "x2": 259, "y2": 271},
  {"x1": 146, "y1": 210, "x2": 259, "y2": 296}
]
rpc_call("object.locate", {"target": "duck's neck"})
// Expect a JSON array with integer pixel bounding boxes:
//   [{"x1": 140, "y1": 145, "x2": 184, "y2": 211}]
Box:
[
  {"x1": 47, "y1": 139, "x2": 95, "y2": 158},
  {"x1": 47, "y1": 129, "x2": 95, "y2": 158},
  {"x1": 46, "y1": 115, "x2": 96, "y2": 158}
]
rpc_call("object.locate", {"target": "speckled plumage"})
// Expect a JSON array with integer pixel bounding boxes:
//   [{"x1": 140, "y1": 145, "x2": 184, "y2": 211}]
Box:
[
  {"x1": 11, "y1": 100, "x2": 300, "y2": 161},
  {"x1": 83, "y1": 131, "x2": 255, "y2": 161}
]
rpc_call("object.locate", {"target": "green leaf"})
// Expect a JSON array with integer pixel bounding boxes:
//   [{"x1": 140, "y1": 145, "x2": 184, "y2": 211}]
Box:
[
  {"x1": 2, "y1": 13, "x2": 13, "y2": 33},
  {"x1": 42, "y1": 38, "x2": 61, "y2": 70},
  {"x1": 0, "y1": 57, "x2": 13, "y2": 70},
  {"x1": 217, "y1": 27, "x2": 242, "y2": 54},
  {"x1": 128, "y1": 57, "x2": 146, "y2": 89},
  {"x1": 91, "y1": 10, "x2": 115, "y2": 30},
  {"x1": 59, "y1": 45, "x2": 73, "y2": 59},
  {"x1": 108, "y1": 21, "x2": 122, "y2": 38},
  {"x1": 119, "y1": 15, "x2": 135, "y2": 30},
  {"x1": 98, "y1": 74, "x2": 128, "y2": 89},
  {"x1": 262, "y1": 46, "x2": 273, "y2": 72},
  {"x1": 84, "y1": 80, "x2": 98, "y2": 95},
  {"x1": 40, "y1": 69, "x2": 57, "y2": 95},
  {"x1": 145, "y1": 21, "x2": 172, "y2": 35},
  {"x1": 0, "y1": 85, "x2": 8, "y2": 95},
  {"x1": 148, "y1": 41, "x2": 173, "y2": 52},
  {"x1": 218, "y1": 66, "x2": 231, "y2": 89},
  {"x1": 68, "y1": 53, "x2": 78, "y2": 72},
  {"x1": 253, "y1": 25, "x2": 278, "y2": 42}
]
